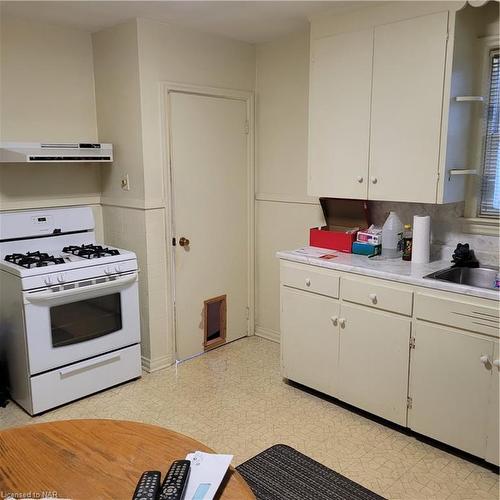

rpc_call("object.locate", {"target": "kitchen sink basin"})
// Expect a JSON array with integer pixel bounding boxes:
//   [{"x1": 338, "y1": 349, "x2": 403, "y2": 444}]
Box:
[{"x1": 424, "y1": 266, "x2": 499, "y2": 290}]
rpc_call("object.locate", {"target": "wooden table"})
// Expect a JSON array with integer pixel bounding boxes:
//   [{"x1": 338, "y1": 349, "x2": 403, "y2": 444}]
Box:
[{"x1": 0, "y1": 419, "x2": 255, "y2": 500}]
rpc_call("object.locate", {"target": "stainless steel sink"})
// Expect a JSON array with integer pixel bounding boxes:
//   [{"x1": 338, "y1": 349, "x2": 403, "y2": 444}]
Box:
[{"x1": 424, "y1": 266, "x2": 499, "y2": 290}]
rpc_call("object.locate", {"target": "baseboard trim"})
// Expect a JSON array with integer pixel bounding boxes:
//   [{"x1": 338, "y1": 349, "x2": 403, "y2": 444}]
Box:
[
  {"x1": 255, "y1": 326, "x2": 280, "y2": 343},
  {"x1": 141, "y1": 354, "x2": 174, "y2": 372}
]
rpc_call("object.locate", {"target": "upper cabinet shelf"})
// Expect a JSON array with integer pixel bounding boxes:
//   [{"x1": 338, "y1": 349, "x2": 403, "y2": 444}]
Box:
[
  {"x1": 307, "y1": 3, "x2": 494, "y2": 204},
  {"x1": 0, "y1": 142, "x2": 113, "y2": 163}
]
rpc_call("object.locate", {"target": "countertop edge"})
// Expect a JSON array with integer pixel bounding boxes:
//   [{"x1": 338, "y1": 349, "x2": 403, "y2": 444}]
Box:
[{"x1": 277, "y1": 250, "x2": 500, "y2": 302}]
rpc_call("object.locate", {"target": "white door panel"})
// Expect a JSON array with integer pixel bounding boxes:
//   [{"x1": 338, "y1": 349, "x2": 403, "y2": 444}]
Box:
[
  {"x1": 486, "y1": 341, "x2": 499, "y2": 466},
  {"x1": 409, "y1": 321, "x2": 492, "y2": 458},
  {"x1": 169, "y1": 92, "x2": 249, "y2": 361},
  {"x1": 281, "y1": 286, "x2": 340, "y2": 396},
  {"x1": 369, "y1": 12, "x2": 448, "y2": 202},
  {"x1": 308, "y1": 29, "x2": 372, "y2": 199},
  {"x1": 337, "y1": 303, "x2": 411, "y2": 425}
]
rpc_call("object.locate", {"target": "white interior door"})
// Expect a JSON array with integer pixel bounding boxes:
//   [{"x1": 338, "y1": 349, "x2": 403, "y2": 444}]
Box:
[{"x1": 169, "y1": 91, "x2": 250, "y2": 361}]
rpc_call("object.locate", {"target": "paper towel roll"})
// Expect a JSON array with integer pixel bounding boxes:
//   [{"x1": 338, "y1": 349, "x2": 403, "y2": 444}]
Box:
[{"x1": 412, "y1": 215, "x2": 431, "y2": 264}]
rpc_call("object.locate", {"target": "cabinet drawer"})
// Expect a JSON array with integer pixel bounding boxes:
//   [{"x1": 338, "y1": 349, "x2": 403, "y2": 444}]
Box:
[
  {"x1": 281, "y1": 262, "x2": 339, "y2": 298},
  {"x1": 342, "y1": 276, "x2": 413, "y2": 316},
  {"x1": 415, "y1": 293, "x2": 499, "y2": 338},
  {"x1": 30, "y1": 344, "x2": 141, "y2": 414}
]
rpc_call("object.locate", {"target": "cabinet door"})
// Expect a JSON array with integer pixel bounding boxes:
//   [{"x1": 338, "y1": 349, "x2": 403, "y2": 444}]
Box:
[
  {"x1": 281, "y1": 286, "x2": 339, "y2": 396},
  {"x1": 409, "y1": 322, "x2": 492, "y2": 458},
  {"x1": 369, "y1": 12, "x2": 449, "y2": 203},
  {"x1": 308, "y1": 29, "x2": 372, "y2": 199},
  {"x1": 337, "y1": 303, "x2": 411, "y2": 426},
  {"x1": 486, "y1": 341, "x2": 499, "y2": 466}
]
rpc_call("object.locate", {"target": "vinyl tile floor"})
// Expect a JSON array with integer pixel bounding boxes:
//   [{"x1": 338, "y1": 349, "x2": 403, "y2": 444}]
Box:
[{"x1": 1, "y1": 336, "x2": 498, "y2": 500}]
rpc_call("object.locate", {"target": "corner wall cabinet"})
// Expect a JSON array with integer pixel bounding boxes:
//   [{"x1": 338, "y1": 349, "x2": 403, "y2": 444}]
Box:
[
  {"x1": 308, "y1": 4, "x2": 492, "y2": 203},
  {"x1": 279, "y1": 259, "x2": 500, "y2": 465}
]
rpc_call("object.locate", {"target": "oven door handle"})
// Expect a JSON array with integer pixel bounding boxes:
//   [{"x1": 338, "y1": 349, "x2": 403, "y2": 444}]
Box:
[{"x1": 25, "y1": 273, "x2": 138, "y2": 304}]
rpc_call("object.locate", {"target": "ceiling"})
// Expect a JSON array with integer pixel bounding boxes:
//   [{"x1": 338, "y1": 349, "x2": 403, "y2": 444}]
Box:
[{"x1": 1, "y1": 1, "x2": 379, "y2": 43}]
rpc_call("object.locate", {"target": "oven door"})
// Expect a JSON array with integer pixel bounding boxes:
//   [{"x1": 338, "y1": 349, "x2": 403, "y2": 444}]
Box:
[{"x1": 23, "y1": 272, "x2": 141, "y2": 375}]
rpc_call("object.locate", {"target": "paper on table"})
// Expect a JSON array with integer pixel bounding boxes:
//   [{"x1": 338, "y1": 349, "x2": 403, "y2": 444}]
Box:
[{"x1": 184, "y1": 451, "x2": 233, "y2": 500}]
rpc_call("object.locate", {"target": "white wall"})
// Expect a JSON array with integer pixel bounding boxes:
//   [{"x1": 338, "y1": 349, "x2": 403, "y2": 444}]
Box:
[
  {"x1": 255, "y1": 30, "x2": 323, "y2": 341},
  {"x1": 0, "y1": 15, "x2": 102, "y2": 216}
]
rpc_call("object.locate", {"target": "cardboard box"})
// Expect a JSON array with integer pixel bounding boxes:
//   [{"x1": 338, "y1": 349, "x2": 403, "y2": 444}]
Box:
[{"x1": 310, "y1": 198, "x2": 370, "y2": 253}]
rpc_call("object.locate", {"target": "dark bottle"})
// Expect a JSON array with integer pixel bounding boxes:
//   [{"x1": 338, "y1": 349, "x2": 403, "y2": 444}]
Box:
[{"x1": 402, "y1": 224, "x2": 413, "y2": 261}]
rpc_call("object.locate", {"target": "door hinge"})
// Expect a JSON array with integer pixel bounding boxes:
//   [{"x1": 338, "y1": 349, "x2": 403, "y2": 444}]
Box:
[
  {"x1": 409, "y1": 337, "x2": 416, "y2": 349},
  {"x1": 172, "y1": 237, "x2": 176, "y2": 246},
  {"x1": 246, "y1": 306, "x2": 250, "y2": 320},
  {"x1": 244, "y1": 120, "x2": 250, "y2": 135},
  {"x1": 407, "y1": 396, "x2": 413, "y2": 409}
]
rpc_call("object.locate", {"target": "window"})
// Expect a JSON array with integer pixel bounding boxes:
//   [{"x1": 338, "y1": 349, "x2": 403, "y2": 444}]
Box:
[{"x1": 479, "y1": 49, "x2": 499, "y2": 217}]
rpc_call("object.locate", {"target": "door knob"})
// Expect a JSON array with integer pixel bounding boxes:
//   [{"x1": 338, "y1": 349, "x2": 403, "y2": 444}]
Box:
[
  {"x1": 371, "y1": 177, "x2": 378, "y2": 184},
  {"x1": 339, "y1": 318, "x2": 346, "y2": 328},
  {"x1": 179, "y1": 237, "x2": 190, "y2": 247},
  {"x1": 357, "y1": 176, "x2": 363, "y2": 183},
  {"x1": 330, "y1": 316, "x2": 338, "y2": 326}
]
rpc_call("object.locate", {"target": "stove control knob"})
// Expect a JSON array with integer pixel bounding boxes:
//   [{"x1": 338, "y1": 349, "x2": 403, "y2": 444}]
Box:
[
  {"x1": 104, "y1": 267, "x2": 113, "y2": 275},
  {"x1": 44, "y1": 276, "x2": 54, "y2": 286},
  {"x1": 57, "y1": 274, "x2": 66, "y2": 283},
  {"x1": 115, "y1": 265, "x2": 123, "y2": 273}
]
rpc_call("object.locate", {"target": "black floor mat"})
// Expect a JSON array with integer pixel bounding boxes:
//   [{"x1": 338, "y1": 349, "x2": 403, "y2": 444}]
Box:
[{"x1": 236, "y1": 444, "x2": 386, "y2": 500}]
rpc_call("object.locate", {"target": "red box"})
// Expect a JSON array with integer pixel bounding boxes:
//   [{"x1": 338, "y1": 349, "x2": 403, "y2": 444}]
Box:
[{"x1": 310, "y1": 198, "x2": 370, "y2": 253}]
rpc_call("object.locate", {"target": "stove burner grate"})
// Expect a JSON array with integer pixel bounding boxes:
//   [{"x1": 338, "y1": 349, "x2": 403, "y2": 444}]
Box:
[
  {"x1": 4, "y1": 251, "x2": 65, "y2": 269},
  {"x1": 62, "y1": 244, "x2": 120, "y2": 259}
]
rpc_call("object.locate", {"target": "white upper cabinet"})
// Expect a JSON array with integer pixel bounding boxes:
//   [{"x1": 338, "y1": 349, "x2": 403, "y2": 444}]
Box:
[
  {"x1": 308, "y1": 4, "x2": 490, "y2": 204},
  {"x1": 308, "y1": 29, "x2": 373, "y2": 199},
  {"x1": 369, "y1": 12, "x2": 449, "y2": 203}
]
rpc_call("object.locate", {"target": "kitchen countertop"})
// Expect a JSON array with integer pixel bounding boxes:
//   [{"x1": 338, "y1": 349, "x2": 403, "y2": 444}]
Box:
[{"x1": 277, "y1": 247, "x2": 500, "y2": 301}]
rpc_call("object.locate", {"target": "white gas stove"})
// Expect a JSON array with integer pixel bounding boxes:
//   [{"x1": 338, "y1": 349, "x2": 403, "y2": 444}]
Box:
[{"x1": 0, "y1": 206, "x2": 142, "y2": 415}]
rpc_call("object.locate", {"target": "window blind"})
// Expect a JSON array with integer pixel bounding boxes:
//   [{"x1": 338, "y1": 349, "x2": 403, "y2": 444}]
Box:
[{"x1": 480, "y1": 49, "x2": 500, "y2": 217}]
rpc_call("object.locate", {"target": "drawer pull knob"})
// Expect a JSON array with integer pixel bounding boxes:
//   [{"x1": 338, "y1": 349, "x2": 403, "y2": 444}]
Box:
[
  {"x1": 480, "y1": 355, "x2": 490, "y2": 365},
  {"x1": 305, "y1": 278, "x2": 311, "y2": 287},
  {"x1": 330, "y1": 316, "x2": 338, "y2": 326},
  {"x1": 369, "y1": 293, "x2": 377, "y2": 304},
  {"x1": 493, "y1": 360, "x2": 500, "y2": 368},
  {"x1": 339, "y1": 318, "x2": 346, "y2": 328}
]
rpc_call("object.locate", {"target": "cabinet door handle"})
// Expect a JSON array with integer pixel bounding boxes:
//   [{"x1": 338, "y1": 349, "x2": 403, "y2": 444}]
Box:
[
  {"x1": 305, "y1": 278, "x2": 311, "y2": 287},
  {"x1": 480, "y1": 355, "x2": 490, "y2": 365},
  {"x1": 493, "y1": 359, "x2": 500, "y2": 368},
  {"x1": 330, "y1": 316, "x2": 338, "y2": 326},
  {"x1": 371, "y1": 177, "x2": 378, "y2": 184},
  {"x1": 357, "y1": 176, "x2": 363, "y2": 183},
  {"x1": 339, "y1": 318, "x2": 346, "y2": 328},
  {"x1": 368, "y1": 293, "x2": 377, "y2": 304}
]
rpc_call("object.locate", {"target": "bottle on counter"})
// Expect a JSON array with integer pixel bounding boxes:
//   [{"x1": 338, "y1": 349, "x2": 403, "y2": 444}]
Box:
[
  {"x1": 402, "y1": 224, "x2": 413, "y2": 261},
  {"x1": 381, "y1": 211, "x2": 403, "y2": 258}
]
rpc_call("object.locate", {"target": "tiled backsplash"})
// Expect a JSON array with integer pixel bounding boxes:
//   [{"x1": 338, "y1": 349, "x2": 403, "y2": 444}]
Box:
[{"x1": 369, "y1": 201, "x2": 499, "y2": 267}]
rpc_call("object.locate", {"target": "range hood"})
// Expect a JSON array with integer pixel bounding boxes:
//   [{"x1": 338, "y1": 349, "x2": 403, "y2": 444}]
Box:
[{"x1": 0, "y1": 142, "x2": 113, "y2": 163}]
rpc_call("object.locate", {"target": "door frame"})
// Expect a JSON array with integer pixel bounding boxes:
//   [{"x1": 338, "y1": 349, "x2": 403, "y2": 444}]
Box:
[{"x1": 160, "y1": 82, "x2": 255, "y2": 361}]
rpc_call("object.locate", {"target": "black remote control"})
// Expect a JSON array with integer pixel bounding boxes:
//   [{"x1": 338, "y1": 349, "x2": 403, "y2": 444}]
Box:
[
  {"x1": 158, "y1": 460, "x2": 191, "y2": 500},
  {"x1": 132, "y1": 470, "x2": 162, "y2": 500}
]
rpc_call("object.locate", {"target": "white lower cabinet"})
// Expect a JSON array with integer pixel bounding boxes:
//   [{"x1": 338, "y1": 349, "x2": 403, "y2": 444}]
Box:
[
  {"x1": 485, "y1": 342, "x2": 499, "y2": 466},
  {"x1": 279, "y1": 260, "x2": 499, "y2": 464},
  {"x1": 337, "y1": 304, "x2": 411, "y2": 426},
  {"x1": 409, "y1": 321, "x2": 495, "y2": 460},
  {"x1": 281, "y1": 286, "x2": 340, "y2": 396}
]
